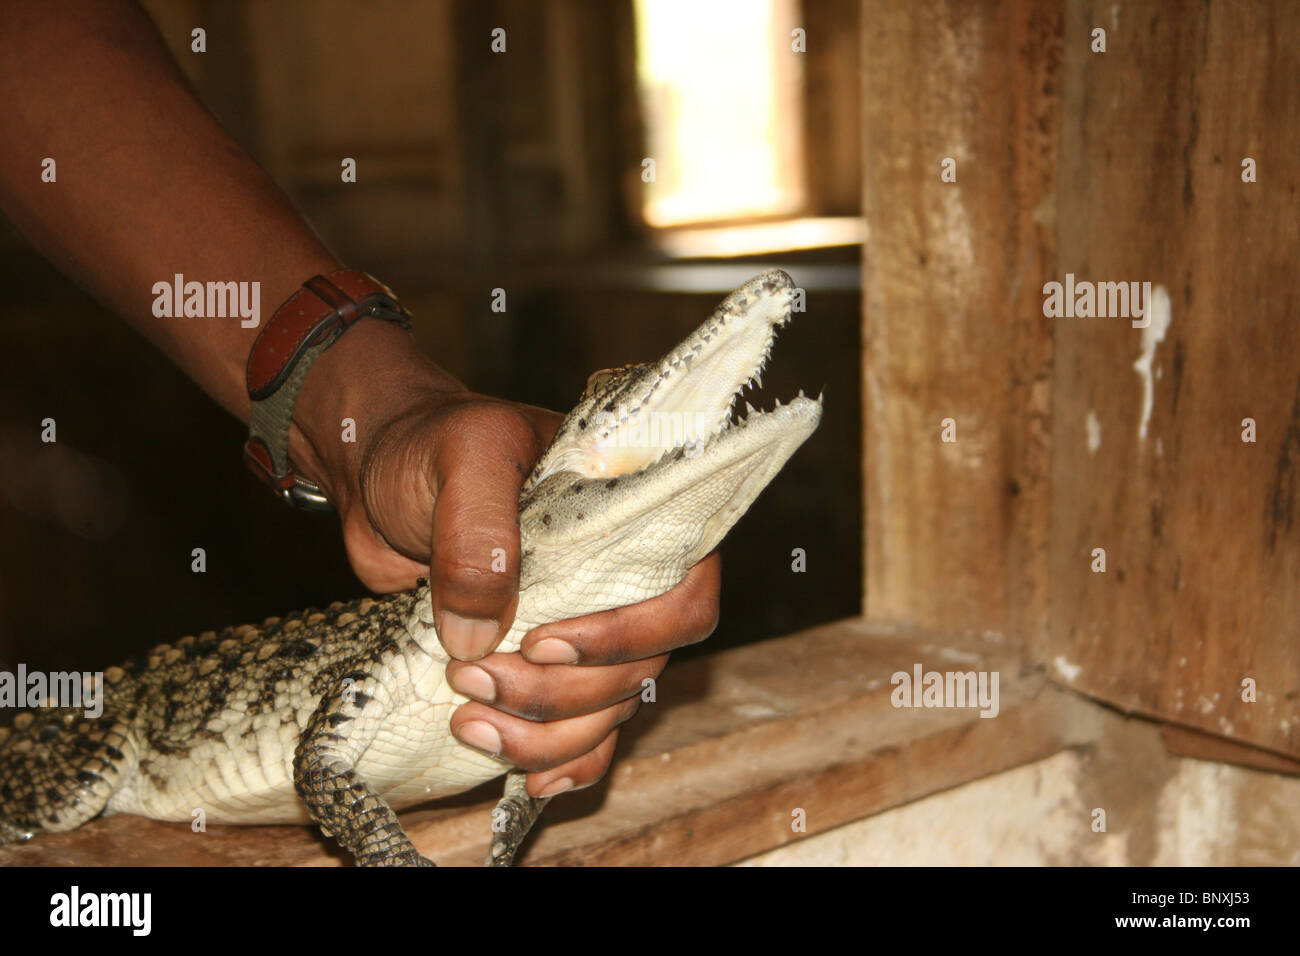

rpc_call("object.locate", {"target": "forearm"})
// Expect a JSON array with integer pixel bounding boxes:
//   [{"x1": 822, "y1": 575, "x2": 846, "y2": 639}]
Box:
[
  {"x1": 0, "y1": 0, "x2": 461, "y2": 501},
  {"x1": 0, "y1": 0, "x2": 336, "y2": 414}
]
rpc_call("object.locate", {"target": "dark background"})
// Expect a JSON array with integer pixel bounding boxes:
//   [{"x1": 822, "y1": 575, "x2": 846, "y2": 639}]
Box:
[{"x1": 0, "y1": 0, "x2": 862, "y2": 672}]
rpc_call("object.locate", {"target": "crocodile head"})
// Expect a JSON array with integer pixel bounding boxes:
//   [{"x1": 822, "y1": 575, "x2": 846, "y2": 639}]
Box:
[{"x1": 514, "y1": 269, "x2": 822, "y2": 626}]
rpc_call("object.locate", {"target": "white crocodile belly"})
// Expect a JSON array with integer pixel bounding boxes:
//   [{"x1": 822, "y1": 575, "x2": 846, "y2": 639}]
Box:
[
  {"x1": 359, "y1": 694, "x2": 511, "y2": 809},
  {"x1": 106, "y1": 719, "x2": 311, "y2": 825}
]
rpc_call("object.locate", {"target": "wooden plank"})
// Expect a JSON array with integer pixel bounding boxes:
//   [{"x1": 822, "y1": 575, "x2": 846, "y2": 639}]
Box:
[
  {"x1": 1163, "y1": 725, "x2": 1300, "y2": 777},
  {"x1": 1046, "y1": 0, "x2": 1300, "y2": 756},
  {"x1": 861, "y1": 0, "x2": 1060, "y2": 646},
  {"x1": 527, "y1": 678, "x2": 1097, "y2": 866},
  {"x1": 0, "y1": 618, "x2": 1099, "y2": 866}
]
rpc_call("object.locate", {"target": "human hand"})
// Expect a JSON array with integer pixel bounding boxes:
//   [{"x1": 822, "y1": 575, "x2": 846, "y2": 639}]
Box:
[{"x1": 291, "y1": 321, "x2": 721, "y2": 797}]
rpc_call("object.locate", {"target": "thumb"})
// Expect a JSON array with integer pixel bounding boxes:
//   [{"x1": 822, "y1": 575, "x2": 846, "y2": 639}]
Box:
[{"x1": 429, "y1": 408, "x2": 539, "y2": 660}]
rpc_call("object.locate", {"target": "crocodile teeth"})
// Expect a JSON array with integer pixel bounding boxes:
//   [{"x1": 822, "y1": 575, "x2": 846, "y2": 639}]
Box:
[{"x1": 745, "y1": 401, "x2": 758, "y2": 417}]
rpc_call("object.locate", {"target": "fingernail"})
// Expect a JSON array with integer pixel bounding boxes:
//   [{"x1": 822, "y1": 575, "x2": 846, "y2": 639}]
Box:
[
  {"x1": 527, "y1": 638, "x2": 579, "y2": 664},
  {"x1": 455, "y1": 720, "x2": 502, "y2": 757},
  {"x1": 537, "y1": 777, "x2": 575, "y2": 798},
  {"x1": 438, "y1": 611, "x2": 499, "y2": 660},
  {"x1": 448, "y1": 665, "x2": 496, "y2": 703}
]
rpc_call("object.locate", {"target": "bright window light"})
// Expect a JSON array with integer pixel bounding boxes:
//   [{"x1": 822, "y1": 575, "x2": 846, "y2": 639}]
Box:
[{"x1": 634, "y1": 0, "x2": 804, "y2": 227}]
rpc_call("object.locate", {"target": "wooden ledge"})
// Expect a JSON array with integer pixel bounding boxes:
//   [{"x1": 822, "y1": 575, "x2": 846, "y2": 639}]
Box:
[{"x1": 0, "y1": 618, "x2": 1101, "y2": 866}]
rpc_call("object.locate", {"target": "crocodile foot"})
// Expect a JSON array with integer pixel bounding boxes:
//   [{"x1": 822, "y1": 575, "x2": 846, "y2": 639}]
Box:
[
  {"x1": 358, "y1": 845, "x2": 436, "y2": 867},
  {"x1": 486, "y1": 770, "x2": 550, "y2": 867}
]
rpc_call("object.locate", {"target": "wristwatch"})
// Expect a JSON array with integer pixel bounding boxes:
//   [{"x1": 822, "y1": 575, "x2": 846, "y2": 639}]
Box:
[{"x1": 242, "y1": 269, "x2": 412, "y2": 511}]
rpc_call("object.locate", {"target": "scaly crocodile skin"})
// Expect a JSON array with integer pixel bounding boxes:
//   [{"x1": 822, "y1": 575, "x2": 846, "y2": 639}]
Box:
[{"x1": 0, "y1": 270, "x2": 822, "y2": 865}]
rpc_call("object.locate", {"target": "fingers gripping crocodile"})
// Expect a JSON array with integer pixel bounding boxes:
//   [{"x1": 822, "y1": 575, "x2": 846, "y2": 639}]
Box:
[{"x1": 0, "y1": 270, "x2": 821, "y2": 866}]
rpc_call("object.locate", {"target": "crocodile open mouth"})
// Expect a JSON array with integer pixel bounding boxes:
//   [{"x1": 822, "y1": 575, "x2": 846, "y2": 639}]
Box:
[
  {"x1": 571, "y1": 270, "x2": 816, "y2": 480},
  {"x1": 522, "y1": 269, "x2": 822, "y2": 556}
]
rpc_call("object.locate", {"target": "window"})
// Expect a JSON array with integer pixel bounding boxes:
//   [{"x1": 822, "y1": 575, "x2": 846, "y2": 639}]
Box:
[{"x1": 634, "y1": 0, "x2": 805, "y2": 227}]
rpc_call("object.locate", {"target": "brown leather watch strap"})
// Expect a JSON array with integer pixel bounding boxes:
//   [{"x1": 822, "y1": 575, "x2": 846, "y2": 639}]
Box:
[{"x1": 243, "y1": 268, "x2": 412, "y2": 511}]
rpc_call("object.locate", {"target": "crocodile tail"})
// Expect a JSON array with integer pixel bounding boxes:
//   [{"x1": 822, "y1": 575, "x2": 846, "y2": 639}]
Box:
[{"x1": 0, "y1": 707, "x2": 137, "y2": 842}]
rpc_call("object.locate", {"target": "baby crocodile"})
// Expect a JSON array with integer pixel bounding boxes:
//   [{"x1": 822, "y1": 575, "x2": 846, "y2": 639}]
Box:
[{"x1": 0, "y1": 270, "x2": 821, "y2": 866}]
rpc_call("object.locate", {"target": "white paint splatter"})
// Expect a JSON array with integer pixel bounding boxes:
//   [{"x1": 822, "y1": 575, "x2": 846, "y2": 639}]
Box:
[
  {"x1": 733, "y1": 703, "x2": 781, "y2": 720},
  {"x1": 1053, "y1": 656, "x2": 1083, "y2": 681},
  {"x1": 1133, "y1": 284, "x2": 1171, "y2": 441},
  {"x1": 1086, "y1": 410, "x2": 1102, "y2": 454}
]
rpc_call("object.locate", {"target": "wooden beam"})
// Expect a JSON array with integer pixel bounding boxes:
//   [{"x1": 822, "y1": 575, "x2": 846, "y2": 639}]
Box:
[
  {"x1": 861, "y1": 0, "x2": 1061, "y2": 647},
  {"x1": 1162, "y1": 725, "x2": 1300, "y2": 776}
]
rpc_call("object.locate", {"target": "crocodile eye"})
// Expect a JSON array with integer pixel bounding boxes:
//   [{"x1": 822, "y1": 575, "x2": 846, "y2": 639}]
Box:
[{"x1": 585, "y1": 368, "x2": 616, "y2": 393}]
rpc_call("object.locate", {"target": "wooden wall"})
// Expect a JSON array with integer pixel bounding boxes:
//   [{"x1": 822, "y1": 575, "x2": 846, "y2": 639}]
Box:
[
  {"x1": 141, "y1": 0, "x2": 641, "y2": 272},
  {"x1": 861, "y1": 0, "x2": 1300, "y2": 760},
  {"x1": 1047, "y1": 0, "x2": 1299, "y2": 759}
]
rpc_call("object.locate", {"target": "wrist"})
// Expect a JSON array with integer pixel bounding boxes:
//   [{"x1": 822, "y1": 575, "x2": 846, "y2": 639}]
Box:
[{"x1": 287, "y1": 318, "x2": 463, "y2": 514}]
